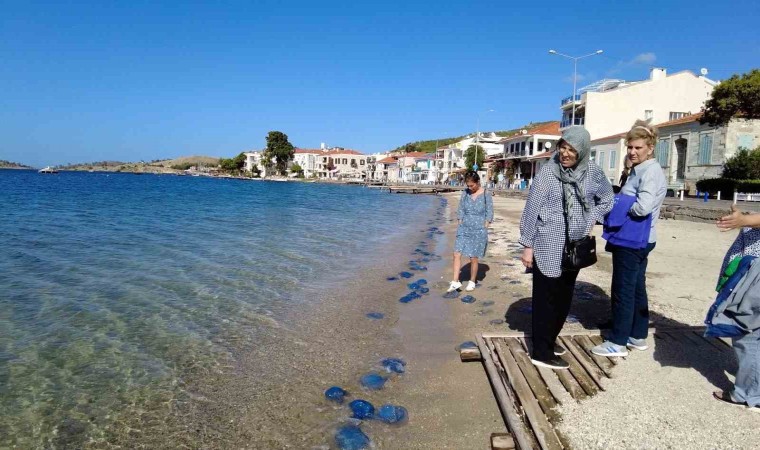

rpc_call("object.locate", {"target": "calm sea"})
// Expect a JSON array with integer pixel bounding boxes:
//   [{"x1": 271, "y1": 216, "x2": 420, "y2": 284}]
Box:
[{"x1": 0, "y1": 170, "x2": 435, "y2": 447}]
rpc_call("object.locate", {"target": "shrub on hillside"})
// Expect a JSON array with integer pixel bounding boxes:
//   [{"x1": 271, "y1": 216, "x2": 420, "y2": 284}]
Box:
[{"x1": 722, "y1": 146, "x2": 760, "y2": 179}]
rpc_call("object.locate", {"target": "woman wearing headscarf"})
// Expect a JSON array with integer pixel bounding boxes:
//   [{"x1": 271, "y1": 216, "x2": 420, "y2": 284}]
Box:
[
  {"x1": 592, "y1": 120, "x2": 667, "y2": 357},
  {"x1": 519, "y1": 126, "x2": 614, "y2": 369}
]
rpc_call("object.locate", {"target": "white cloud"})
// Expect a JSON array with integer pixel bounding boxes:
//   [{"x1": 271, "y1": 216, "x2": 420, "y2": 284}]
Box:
[{"x1": 631, "y1": 52, "x2": 657, "y2": 65}]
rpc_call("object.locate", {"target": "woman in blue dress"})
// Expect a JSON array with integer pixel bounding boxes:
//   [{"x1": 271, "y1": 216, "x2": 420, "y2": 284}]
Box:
[{"x1": 448, "y1": 171, "x2": 494, "y2": 292}]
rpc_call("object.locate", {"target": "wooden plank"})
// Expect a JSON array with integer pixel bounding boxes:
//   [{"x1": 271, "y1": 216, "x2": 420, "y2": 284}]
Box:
[
  {"x1": 477, "y1": 335, "x2": 538, "y2": 450},
  {"x1": 559, "y1": 336, "x2": 606, "y2": 391},
  {"x1": 574, "y1": 335, "x2": 614, "y2": 378},
  {"x1": 520, "y1": 337, "x2": 586, "y2": 401},
  {"x1": 482, "y1": 326, "x2": 708, "y2": 340},
  {"x1": 492, "y1": 340, "x2": 564, "y2": 450},
  {"x1": 557, "y1": 339, "x2": 598, "y2": 397},
  {"x1": 491, "y1": 433, "x2": 516, "y2": 450},
  {"x1": 503, "y1": 338, "x2": 560, "y2": 420},
  {"x1": 587, "y1": 335, "x2": 619, "y2": 366},
  {"x1": 460, "y1": 347, "x2": 482, "y2": 362}
]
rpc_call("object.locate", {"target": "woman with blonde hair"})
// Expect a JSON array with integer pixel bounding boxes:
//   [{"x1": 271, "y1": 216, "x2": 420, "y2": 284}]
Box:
[{"x1": 593, "y1": 120, "x2": 667, "y2": 357}]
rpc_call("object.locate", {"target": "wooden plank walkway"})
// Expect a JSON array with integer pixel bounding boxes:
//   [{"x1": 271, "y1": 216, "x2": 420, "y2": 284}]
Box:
[{"x1": 470, "y1": 326, "x2": 729, "y2": 450}]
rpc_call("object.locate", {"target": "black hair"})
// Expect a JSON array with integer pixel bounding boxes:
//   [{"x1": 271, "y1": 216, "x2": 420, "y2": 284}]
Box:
[{"x1": 464, "y1": 171, "x2": 480, "y2": 183}]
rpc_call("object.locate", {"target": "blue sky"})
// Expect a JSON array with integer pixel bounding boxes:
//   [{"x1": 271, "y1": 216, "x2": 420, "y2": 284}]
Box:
[{"x1": 1, "y1": 0, "x2": 758, "y2": 167}]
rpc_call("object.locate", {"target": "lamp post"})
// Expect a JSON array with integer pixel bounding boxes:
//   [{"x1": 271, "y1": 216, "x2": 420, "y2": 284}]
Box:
[
  {"x1": 548, "y1": 49, "x2": 603, "y2": 126},
  {"x1": 475, "y1": 109, "x2": 495, "y2": 172}
]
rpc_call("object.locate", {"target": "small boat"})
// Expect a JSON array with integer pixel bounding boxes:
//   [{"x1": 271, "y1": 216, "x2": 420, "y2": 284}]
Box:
[{"x1": 38, "y1": 167, "x2": 59, "y2": 174}]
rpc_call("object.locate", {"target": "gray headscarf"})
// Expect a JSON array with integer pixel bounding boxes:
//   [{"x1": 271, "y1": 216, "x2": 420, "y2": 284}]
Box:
[{"x1": 549, "y1": 126, "x2": 591, "y2": 227}]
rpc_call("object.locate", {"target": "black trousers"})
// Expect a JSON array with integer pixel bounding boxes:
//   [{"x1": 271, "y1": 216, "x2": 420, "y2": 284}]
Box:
[{"x1": 531, "y1": 260, "x2": 579, "y2": 360}]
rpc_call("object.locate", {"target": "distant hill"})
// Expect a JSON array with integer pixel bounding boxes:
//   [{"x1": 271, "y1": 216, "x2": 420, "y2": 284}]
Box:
[
  {"x1": 0, "y1": 160, "x2": 34, "y2": 169},
  {"x1": 56, "y1": 156, "x2": 222, "y2": 173},
  {"x1": 393, "y1": 121, "x2": 555, "y2": 153}
]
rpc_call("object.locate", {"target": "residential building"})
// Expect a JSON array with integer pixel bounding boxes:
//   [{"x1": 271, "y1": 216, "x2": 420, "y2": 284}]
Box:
[
  {"x1": 243, "y1": 151, "x2": 273, "y2": 177},
  {"x1": 591, "y1": 114, "x2": 760, "y2": 193},
  {"x1": 498, "y1": 122, "x2": 561, "y2": 187},
  {"x1": 436, "y1": 145, "x2": 465, "y2": 183},
  {"x1": 314, "y1": 148, "x2": 367, "y2": 179},
  {"x1": 560, "y1": 68, "x2": 718, "y2": 139},
  {"x1": 291, "y1": 149, "x2": 322, "y2": 178}
]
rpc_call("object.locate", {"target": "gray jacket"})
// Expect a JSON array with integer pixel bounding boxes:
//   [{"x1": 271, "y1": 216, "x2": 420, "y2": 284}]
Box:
[{"x1": 713, "y1": 258, "x2": 760, "y2": 333}]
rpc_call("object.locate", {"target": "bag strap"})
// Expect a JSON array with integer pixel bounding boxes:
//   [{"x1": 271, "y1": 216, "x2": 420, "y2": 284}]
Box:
[{"x1": 560, "y1": 187, "x2": 571, "y2": 245}]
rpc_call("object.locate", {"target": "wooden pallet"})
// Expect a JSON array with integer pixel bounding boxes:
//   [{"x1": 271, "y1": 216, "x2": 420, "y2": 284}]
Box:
[{"x1": 465, "y1": 327, "x2": 731, "y2": 450}]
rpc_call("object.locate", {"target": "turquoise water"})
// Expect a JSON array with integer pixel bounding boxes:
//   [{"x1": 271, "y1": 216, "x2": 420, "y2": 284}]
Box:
[{"x1": 0, "y1": 170, "x2": 435, "y2": 447}]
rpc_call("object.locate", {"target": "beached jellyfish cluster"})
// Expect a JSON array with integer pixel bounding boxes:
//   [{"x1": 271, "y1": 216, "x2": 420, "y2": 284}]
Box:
[{"x1": 325, "y1": 356, "x2": 409, "y2": 449}]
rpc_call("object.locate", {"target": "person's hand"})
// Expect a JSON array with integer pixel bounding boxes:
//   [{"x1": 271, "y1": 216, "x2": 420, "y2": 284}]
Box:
[
  {"x1": 717, "y1": 205, "x2": 746, "y2": 231},
  {"x1": 521, "y1": 247, "x2": 533, "y2": 269}
]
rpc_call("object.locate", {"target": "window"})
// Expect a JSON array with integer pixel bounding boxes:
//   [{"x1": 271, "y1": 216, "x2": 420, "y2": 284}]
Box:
[
  {"x1": 597, "y1": 151, "x2": 605, "y2": 168},
  {"x1": 655, "y1": 139, "x2": 670, "y2": 166},
  {"x1": 645, "y1": 110, "x2": 653, "y2": 120},
  {"x1": 737, "y1": 133, "x2": 755, "y2": 150},
  {"x1": 609, "y1": 150, "x2": 616, "y2": 169},
  {"x1": 669, "y1": 112, "x2": 688, "y2": 121},
  {"x1": 360, "y1": 160, "x2": 365, "y2": 165},
  {"x1": 342, "y1": 158, "x2": 348, "y2": 164},
  {"x1": 699, "y1": 133, "x2": 713, "y2": 165}
]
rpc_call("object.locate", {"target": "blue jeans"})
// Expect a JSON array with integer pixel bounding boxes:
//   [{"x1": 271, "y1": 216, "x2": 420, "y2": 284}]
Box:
[
  {"x1": 608, "y1": 242, "x2": 656, "y2": 346},
  {"x1": 732, "y1": 330, "x2": 760, "y2": 407}
]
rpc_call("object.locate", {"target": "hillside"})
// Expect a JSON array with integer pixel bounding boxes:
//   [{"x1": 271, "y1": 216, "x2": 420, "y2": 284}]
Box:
[
  {"x1": 56, "y1": 156, "x2": 222, "y2": 173},
  {"x1": 394, "y1": 121, "x2": 555, "y2": 153},
  {"x1": 0, "y1": 160, "x2": 34, "y2": 169}
]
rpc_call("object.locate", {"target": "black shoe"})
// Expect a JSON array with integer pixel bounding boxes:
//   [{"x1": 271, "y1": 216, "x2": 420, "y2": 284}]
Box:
[
  {"x1": 554, "y1": 344, "x2": 566, "y2": 356},
  {"x1": 531, "y1": 356, "x2": 570, "y2": 370}
]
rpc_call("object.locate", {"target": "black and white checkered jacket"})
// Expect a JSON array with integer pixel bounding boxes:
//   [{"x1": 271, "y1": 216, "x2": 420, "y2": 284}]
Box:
[{"x1": 519, "y1": 162, "x2": 614, "y2": 277}]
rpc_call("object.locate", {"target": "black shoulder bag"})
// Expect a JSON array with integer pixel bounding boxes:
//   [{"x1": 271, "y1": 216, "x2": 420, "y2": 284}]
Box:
[{"x1": 561, "y1": 189, "x2": 597, "y2": 270}]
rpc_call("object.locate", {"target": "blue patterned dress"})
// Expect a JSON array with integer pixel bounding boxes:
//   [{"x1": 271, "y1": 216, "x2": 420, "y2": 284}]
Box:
[{"x1": 454, "y1": 189, "x2": 494, "y2": 258}]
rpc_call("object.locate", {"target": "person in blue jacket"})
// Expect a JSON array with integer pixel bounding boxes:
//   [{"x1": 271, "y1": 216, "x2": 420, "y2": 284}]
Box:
[{"x1": 593, "y1": 120, "x2": 667, "y2": 357}]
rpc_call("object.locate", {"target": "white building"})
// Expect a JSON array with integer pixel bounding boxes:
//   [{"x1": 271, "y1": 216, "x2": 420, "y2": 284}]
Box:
[
  {"x1": 561, "y1": 68, "x2": 718, "y2": 139},
  {"x1": 243, "y1": 151, "x2": 273, "y2": 177},
  {"x1": 291, "y1": 149, "x2": 322, "y2": 178},
  {"x1": 314, "y1": 148, "x2": 367, "y2": 179},
  {"x1": 592, "y1": 114, "x2": 760, "y2": 193}
]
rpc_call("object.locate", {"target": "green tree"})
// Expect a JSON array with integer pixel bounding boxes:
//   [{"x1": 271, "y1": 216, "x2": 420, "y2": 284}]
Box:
[
  {"x1": 263, "y1": 131, "x2": 295, "y2": 175},
  {"x1": 219, "y1": 157, "x2": 237, "y2": 172},
  {"x1": 722, "y1": 146, "x2": 760, "y2": 179},
  {"x1": 290, "y1": 163, "x2": 304, "y2": 177},
  {"x1": 232, "y1": 152, "x2": 246, "y2": 170},
  {"x1": 464, "y1": 145, "x2": 485, "y2": 171},
  {"x1": 701, "y1": 69, "x2": 760, "y2": 126}
]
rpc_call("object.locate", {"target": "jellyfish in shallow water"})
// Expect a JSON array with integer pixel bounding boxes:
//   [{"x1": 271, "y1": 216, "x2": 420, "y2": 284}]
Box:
[
  {"x1": 399, "y1": 272, "x2": 413, "y2": 278},
  {"x1": 457, "y1": 341, "x2": 478, "y2": 351},
  {"x1": 482, "y1": 300, "x2": 495, "y2": 307},
  {"x1": 443, "y1": 290, "x2": 460, "y2": 299},
  {"x1": 407, "y1": 282, "x2": 419, "y2": 290},
  {"x1": 349, "y1": 399, "x2": 375, "y2": 419},
  {"x1": 419, "y1": 287, "x2": 430, "y2": 294},
  {"x1": 360, "y1": 373, "x2": 386, "y2": 390},
  {"x1": 324, "y1": 386, "x2": 348, "y2": 404},
  {"x1": 381, "y1": 358, "x2": 406, "y2": 374},
  {"x1": 386, "y1": 276, "x2": 398, "y2": 281},
  {"x1": 416, "y1": 279, "x2": 428, "y2": 285},
  {"x1": 335, "y1": 425, "x2": 370, "y2": 449},
  {"x1": 366, "y1": 312, "x2": 384, "y2": 320},
  {"x1": 377, "y1": 404, "x2": 409, "y2": 424},
  {"x1": 490, "y1": 319, "x2": 505, "y2": 325},
  {"x1": 461, "y1": 295, "x2": 476, "y2": 304}
]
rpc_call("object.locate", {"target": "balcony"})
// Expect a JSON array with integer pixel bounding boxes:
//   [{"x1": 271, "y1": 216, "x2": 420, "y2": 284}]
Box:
[
  {"x1": 560, "y1": 117, "x2": 585, "y2": 128},
  {"x1": 560, "y1": 94, "x2": 581, "y2": 107}
]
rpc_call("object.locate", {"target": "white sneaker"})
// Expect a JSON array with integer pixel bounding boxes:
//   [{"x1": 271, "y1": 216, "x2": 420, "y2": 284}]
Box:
[
  {"x1": 447, "y1": 281, "x2": 462, "y2": 292},
  {"x1": 465, "y1": 281, "x2": 477, "y2": 291}
]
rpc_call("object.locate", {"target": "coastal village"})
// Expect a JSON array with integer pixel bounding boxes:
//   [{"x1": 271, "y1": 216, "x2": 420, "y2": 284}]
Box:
[{"x1": 241, "y1": 67, "x2": 759, "y2": 197}]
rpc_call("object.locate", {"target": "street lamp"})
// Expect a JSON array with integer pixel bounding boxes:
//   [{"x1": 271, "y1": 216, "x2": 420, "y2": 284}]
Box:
[
  {"x1": 548, "y1": 49, "x2": 603, "y2": 126},
  {"x1": 475, "y1": 109, "x2": 495, "y2": 172}
]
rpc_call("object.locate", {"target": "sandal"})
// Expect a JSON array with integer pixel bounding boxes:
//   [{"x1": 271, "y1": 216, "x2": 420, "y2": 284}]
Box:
[{"x1": 713, "y1": 391, "x2": 747, "y2": 409}]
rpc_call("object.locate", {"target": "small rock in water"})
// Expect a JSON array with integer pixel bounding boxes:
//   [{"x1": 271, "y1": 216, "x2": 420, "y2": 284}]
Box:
[
  {"x1": 443, "y1": 290, "x2": 460, "y2": 299},
  {"x1": 461, "y1": 295, "x2": 476, "y2": 304},
  {"x1": 360, "y1": 373, "x2": 386, "y2": 390},
  {"x1": 335, "y1": 424, "x2": 371, "y2": 450},
  {"x1": 489, "y1": 319, "x2": 505, "y2": 325},
  {"x1": 482, "y1": 300, "x2": 495, "y2": 307},
  {"x1": 348, "y1": 399, "x2": 375, "y2": 419},
  {"x1": 377, "y1": 404, "x2": 409, "y2": 424},
  {"x1": 399, "y1": 272, "x2": 413, "y2": 279},
  {"x1": 381, "y1": 358, "x2": 406, "y2": 374},
  {"x1": 509, "y1": 280, "x2": 521, "y2": 285},
  {"x1": 457, "y1": 341, "x2": 478, "y2": 351},
  {"x1": 325, "y1": 386, "x2": 348, "y2": 404},
  {"x1": 477, "y1": 309, "x2": 493, "y2": 315},
  {"x1": 365, "y1": 312, "x2": 384, "y2": 320}
]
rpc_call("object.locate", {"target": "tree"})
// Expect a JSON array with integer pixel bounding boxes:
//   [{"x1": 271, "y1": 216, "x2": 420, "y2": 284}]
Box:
[
  {"x1": 701, "y1": 69, "x2": 760, "y2": 126},
  {"x1": 722, "y1": 146, "x2": 760, "y2": 179},
  {"x1": 290, "y1": 163, "x2": 304, "y2": 178},
  {"x1": 263, "y1": 131, "x2": 295, "y2": 176},
  {"x1": 464, "y1": 145, "x2": 485, "y2": 171}
]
